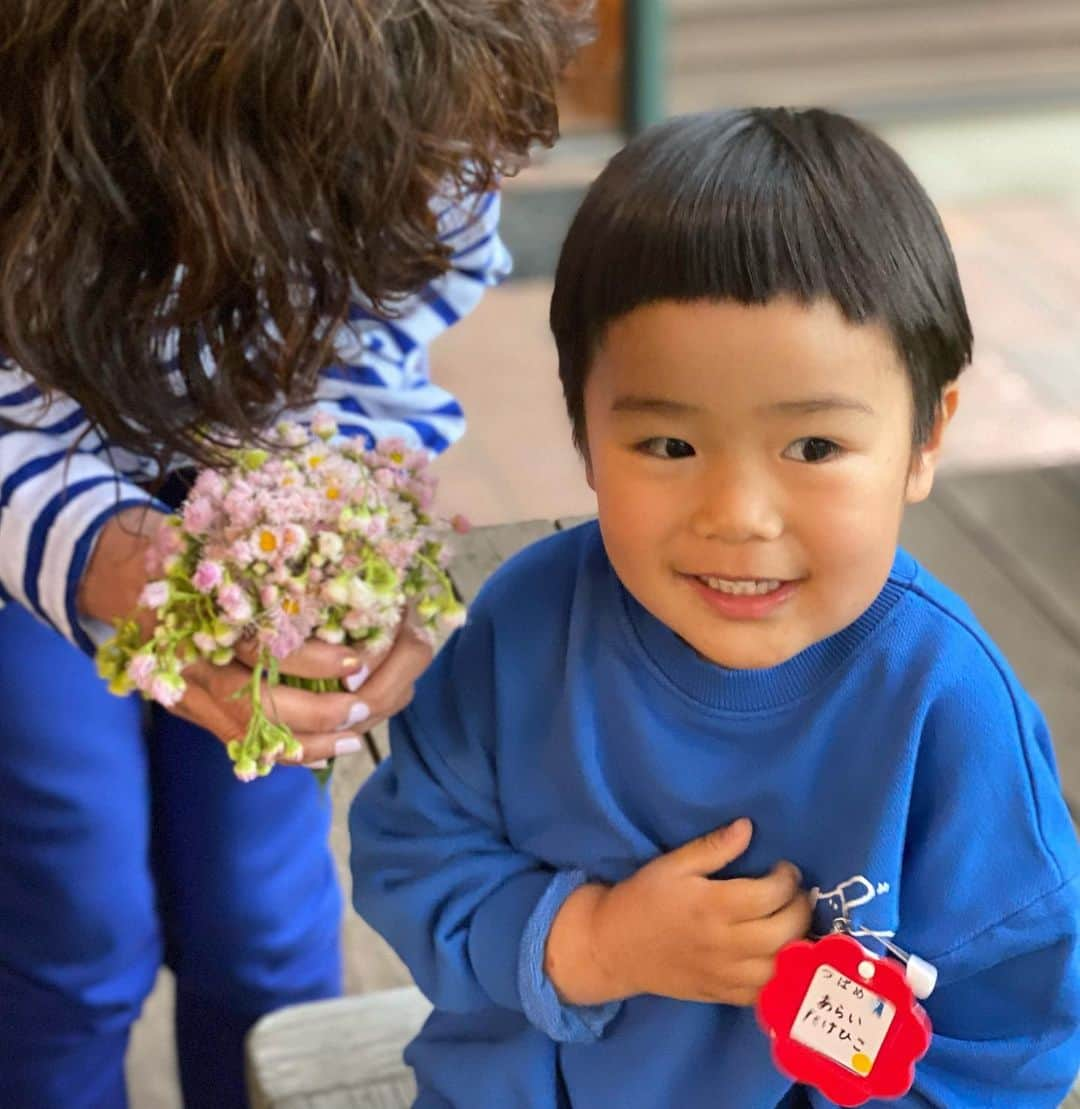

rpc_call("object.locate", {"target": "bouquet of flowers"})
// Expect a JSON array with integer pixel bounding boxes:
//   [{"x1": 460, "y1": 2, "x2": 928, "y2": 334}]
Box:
[{"x1": 96, "y1": 414, "x2": 466, "y2": 781}]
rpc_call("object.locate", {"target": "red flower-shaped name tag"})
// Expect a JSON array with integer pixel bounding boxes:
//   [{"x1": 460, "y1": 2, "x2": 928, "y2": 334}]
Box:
[{"x1": 756, "y1": 934, "x2": 932, "y2": 1106}]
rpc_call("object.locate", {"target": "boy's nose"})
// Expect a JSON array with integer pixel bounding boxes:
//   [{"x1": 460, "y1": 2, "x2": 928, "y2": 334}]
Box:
[{"x1": 689, "y1": 471, "x2": 783, "y2": 543}]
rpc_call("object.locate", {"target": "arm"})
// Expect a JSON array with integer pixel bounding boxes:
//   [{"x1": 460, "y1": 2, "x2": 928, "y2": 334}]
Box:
[
  {"x1": 291, "y1": 190, "x2": 511, "y2": 454},
  {"x1": 908, "y1": 883, "x2": 1080, "y2": 1108},
  {"x1": 805, "y1": 881, "x2": 1080, "y2": 1109},
  {"x1": 816, "y1": 656, "x2": 1080, "y2": 1108},
  {"x1": 347, "y1": 614, "x2": 620, "y2": 1041},
  {"x1": 0, "y1": 365, "x2": 167, "y2": 653}
]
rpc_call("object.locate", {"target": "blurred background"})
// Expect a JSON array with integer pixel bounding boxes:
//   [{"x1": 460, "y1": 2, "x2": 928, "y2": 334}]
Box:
[
  {"x1": 432, "y1": 0, "x2": 1080, "y2": 527},
  {"x1": 132, "y1": 4, "x2": 1080, "y2": 1104}
]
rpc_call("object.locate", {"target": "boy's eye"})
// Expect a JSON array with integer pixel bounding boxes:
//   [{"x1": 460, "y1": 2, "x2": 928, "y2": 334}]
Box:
[
  {"x1": 638, "y1": 437, "x2": 696, "y2": 459},
  {"x1": 783, "y1": 437, "x2": 842, "y2": 463}
]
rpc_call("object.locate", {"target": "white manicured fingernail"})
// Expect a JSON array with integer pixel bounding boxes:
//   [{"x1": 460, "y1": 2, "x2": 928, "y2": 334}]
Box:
[
  {"x1": 308, "y1": 759, "x2": 329, "y2": 769},
  {"x1": 335, "y1": 736, "x2": 363, "y2": 756},
  {"x1": 343, "y1": 665, "x2": 370, "y2": 693},
  {"x1": 340, "y1": 701, "x2": 370, "y2": 729}
]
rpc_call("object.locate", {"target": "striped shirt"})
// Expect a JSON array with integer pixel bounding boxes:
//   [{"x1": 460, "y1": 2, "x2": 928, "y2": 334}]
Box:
[{"x1": 0, "y1": 191, "x2": 510, "y2": 654}]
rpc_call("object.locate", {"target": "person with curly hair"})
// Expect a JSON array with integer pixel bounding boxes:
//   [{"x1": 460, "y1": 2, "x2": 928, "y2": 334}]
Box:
[{"x1": 0, "y1": 2, "x2": 588, "y2": 1105}]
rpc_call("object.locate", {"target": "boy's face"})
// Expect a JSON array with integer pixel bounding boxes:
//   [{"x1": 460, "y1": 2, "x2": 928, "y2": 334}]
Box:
[{"x1": 582, "y1": 297, "x2": 956, "y2": 670}]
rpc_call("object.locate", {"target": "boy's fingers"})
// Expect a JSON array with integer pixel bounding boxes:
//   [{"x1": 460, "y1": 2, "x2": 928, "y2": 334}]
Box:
[
  {"x1": 739, "y1": 890, "x2": 813, "y2": 954},
  {"x1": 664, "y1": 818, "x2": 754, "y2": 877},
  {"x1": 722, "y1": 861, "x2": 804, "y2": 923},
  {"x1": 728, "y1": 956, "x2": 781, "y2": 994}
]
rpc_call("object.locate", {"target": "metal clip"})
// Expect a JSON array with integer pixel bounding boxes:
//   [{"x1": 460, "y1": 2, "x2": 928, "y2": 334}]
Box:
[{"x1": 832, "y1": 916, "x2": 938, "y2": 999}]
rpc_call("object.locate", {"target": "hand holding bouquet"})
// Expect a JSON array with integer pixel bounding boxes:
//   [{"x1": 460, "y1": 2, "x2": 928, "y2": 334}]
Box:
[{"x1": 96, "y1": 415, "x2": 466, "y2": 781}]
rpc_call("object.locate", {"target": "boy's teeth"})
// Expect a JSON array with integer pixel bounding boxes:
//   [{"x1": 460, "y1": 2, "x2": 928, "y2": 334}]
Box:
[{"x1": 699, "y1": 576, "x2": 782, "y2": 596}]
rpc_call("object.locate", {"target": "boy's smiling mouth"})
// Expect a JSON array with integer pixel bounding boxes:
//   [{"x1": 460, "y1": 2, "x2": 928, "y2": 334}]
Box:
[
  {"x1": 680, "y1": 571, "x2": 803, "y2": 622},
  {"x1": 696, "y1": 575, "x2": 784, "y2": 596}
]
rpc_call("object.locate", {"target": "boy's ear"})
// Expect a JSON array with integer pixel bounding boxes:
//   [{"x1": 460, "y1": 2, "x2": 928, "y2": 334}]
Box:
[{"x1": 905, "y1": 384, "x2": 959, "y2": 504}]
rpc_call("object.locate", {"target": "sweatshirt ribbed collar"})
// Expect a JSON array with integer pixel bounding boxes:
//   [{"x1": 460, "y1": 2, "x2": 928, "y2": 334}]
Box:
[{"x1": 615, "y1": 549, "x2": 916, "y2": 714}]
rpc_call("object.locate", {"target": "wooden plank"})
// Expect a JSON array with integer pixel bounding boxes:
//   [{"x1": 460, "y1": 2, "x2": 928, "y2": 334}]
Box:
[
  {"x1": 901, "y1": 493, "x2": 1080, "y2": 809},
  {"x1": 670, "y1": 49, "x2": 1080, "y2": 120},
  {"x1": 328, "y1": 738, "x2": 413, "y2": 996},
  {"x1": 276, "y1": 1077, "x2": 417, "y2": 1109},
  {"x1": 449, "y1": 520, "x2": 557, "y2": 603},
  {"x1": 247, "y1": 989, "x2": 430, "y2": 1109},
  {"x1": 1050, "y1": 464, "x2": 1080, "y2": 501},
  {"x1": 932, "y1": 468, "x2": 1080, "y2": 647},
  {"x1": 671, "y1": 3, "x2": 1080, "y2": 67}
]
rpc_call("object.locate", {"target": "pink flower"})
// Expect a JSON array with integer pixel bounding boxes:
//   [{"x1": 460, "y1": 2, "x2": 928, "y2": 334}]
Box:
[
  {"x1": 193, "y1": 631, "x2": 217, "y2": 654},
  {"x1": 139, "y1": 580, "x2": 170, "y2": 609},
  {"x1": 217, "y1": 583, "x2": 254, "y2": 625},
  {"x1": 229, "y1": 539, "x2": 255, "y2": 567},
  {"x1": 192, "y1": 560, "x2": 224, "y2": 593},
  {"x1": 150, "y1": 674, "x2": 184, "y2": 708},
  {"x1": 451, "y1": 514, "x2": 471, "y2": 535},
  {"x1": 364, "y1": 516, "x2": 388, "y2": 541},
  {"x1": 126, "y1": 654, "x2": 156, "y2": 692},
  {"x1": 276, "y1": 421, "x2": 309, "y2": 448},
  {"x1": 311, "y1": 410, "x2": 338, "y2": 441},
  {"x1": 267, "y1": 621, "x2": 304, "y2": 659},
  {"x1": 442, "y1": 605, "x2": 467, "y2": 631},
  {"x1": 223, "y1": 482, "x2": 259, "y2": 529},
  {"x1": 317, "y1": 531, "x2": 344, "y2": 563},
  {"x1": 193, "y1": 469, "x2": 226, "y2": 501},
  {"x1": 382, "y1": 539, "x2": 419, "y2": 569},
  {"x1": 280, "y1": 524, "x2": 308, "y2": 560},
  {"x1": 145, "y1": 526, "x2": 184, "y2": 576},
  {"x1": 182, "y1": 495, "x2": 216, "y2": 535}
]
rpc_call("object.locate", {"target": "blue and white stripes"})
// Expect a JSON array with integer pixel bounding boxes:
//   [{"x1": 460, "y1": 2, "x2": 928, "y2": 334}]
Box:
[{"x1": 0, "y1": 191, "x2": 509, "y2": 651}]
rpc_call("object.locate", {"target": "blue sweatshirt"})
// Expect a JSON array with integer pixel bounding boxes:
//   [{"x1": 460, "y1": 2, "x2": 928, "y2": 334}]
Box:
[{"x1": 349, "y1": 521, "x2": 1080, "y2": 1108}]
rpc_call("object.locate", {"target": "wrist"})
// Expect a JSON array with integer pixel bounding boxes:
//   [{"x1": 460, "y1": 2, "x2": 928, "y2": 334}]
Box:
[
  {"x1": 77, "y1": 505, "x2": 169, "y2": 626},
  {"x1": 544, "y1": 882, "x2": 629, "y2": 1006}
]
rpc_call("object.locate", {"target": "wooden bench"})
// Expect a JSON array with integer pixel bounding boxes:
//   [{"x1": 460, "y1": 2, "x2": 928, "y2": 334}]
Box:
[{"x1": 247, "y1": 465, "x2": 1080, "y2": 1107}]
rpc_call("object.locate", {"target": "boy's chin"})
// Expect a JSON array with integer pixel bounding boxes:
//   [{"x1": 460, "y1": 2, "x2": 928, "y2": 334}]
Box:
[{"x1": 683, "y1": 629, "x2": 808, "y2": 671}]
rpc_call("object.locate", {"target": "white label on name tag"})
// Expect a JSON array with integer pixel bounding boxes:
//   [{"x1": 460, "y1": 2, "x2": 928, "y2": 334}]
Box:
[{"x1": 789, "y1": 964, "x2": 896, "y2": 1076}]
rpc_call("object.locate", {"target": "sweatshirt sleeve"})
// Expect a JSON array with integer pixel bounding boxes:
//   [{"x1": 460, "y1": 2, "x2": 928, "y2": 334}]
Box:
[
  {"x1": 348, "y1": 610, "x2": 620, "y2": 1042},
  {"x1": 817, "y1": 641, "x2": 1080, "y2": 1108},
  {"x1": 805, "y1": 878, "x2": 1080, "y2": 1109},
  {"x1": 287, "y1": 190, "x2": 511, "y2": 456},
  {"x1": 0, "y1": 366, "x2": 166, "y2": 654},
  {"x1": 896, "y1": 877, "x2": 1080, "y2": 1108}
]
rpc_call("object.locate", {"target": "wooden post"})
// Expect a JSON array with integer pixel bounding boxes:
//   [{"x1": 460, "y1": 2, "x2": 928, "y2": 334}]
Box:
[{"x1": 624, "y1": 0, "x2": 666, "y2": 136}]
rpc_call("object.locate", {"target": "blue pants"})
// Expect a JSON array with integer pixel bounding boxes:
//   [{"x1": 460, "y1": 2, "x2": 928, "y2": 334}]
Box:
[{"x1": 0, "y1": 602, "x2": 343, "y2": 1108}]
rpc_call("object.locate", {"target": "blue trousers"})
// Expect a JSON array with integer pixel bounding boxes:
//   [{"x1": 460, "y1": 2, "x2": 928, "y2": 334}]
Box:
[{"x1": 0, "y1": 602, "x2": 343, "y2": 1108}]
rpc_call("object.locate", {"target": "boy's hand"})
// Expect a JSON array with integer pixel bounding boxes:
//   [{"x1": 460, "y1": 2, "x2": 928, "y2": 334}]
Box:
[{"x1": 545, "y1": 819, "x2": 812, "y2": 1008}]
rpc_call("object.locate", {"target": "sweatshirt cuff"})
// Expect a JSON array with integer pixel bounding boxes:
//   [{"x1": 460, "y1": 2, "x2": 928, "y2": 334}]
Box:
[{"x1": 518, "y1": 869, "x2": 622, "y2": 1043}]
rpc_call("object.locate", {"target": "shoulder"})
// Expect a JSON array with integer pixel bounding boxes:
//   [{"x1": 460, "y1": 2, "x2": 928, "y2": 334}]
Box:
[
  {"x1": 888, "y1": 551, "x2": 1046, "y2": 749},
  {"x1": 467, "y1": 519, "x2": 605, "y2": 628},
  {"x1": 420, "y1": 520, "x2": 605, "y2": 690},
  {"x1": 891, "y1": 555, "x2": 1080, "y2": 945}
]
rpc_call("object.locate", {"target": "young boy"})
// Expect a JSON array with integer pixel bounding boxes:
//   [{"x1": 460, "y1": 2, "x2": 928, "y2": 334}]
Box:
[{"x1": 349, "y1": 109, "x2": 1080, "y2": 1107}]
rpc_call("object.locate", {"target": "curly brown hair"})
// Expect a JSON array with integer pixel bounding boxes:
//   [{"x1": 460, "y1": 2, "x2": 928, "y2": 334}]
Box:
[{"x1": 0, "y1": 0, "x2": 589, "y2": 465}]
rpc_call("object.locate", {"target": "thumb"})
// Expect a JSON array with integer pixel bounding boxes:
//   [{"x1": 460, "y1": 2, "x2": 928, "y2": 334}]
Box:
[{"x1": 663, "y1": 818, "x2": 753, "y2": 877}]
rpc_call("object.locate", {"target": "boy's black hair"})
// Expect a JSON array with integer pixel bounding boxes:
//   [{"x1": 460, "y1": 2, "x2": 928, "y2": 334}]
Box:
[{"x1": 550, "y1": 108, "x2": 973, "y2": 452}]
